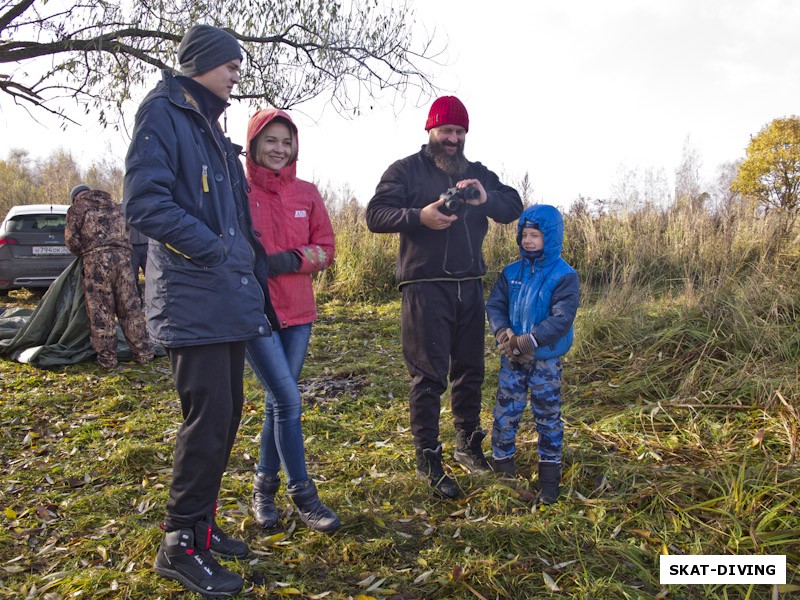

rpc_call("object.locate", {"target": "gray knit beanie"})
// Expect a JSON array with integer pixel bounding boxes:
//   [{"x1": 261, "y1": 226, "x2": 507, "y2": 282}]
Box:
[
  {"x1": 178, "y1": 24, "x2": 243, "y2": 77},
  {"x1": 69, "y1": 184, "x2": 90, "y2": 204}
]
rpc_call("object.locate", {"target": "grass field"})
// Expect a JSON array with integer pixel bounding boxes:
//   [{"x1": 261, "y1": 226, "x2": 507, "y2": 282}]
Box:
[
  {"x1": 2, "y1": 200, "x2": 800, "y2": 599},
  {"x1": 2, "y1": 263, "x2": 799, "y2": 599}
]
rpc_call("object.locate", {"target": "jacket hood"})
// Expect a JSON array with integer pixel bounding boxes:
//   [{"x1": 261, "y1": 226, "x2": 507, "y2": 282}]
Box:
[
  {"x1": 77, "y1": 190, "x2": 117, "y2": 210},
  {"x1": 246, "y1": 108, "x2": 299, "y2": 184},
  {"x1": 517, "y1": 204, "x2": 564, "y2": 264}
]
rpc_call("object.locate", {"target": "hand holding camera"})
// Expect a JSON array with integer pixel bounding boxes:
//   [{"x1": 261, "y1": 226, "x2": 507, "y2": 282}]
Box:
[
  {"x1": 438, "y1": 184, "x2": 480, "y2": 215},
  {"x1": 420, "y1": 198, "x2": 458, "y2": 230},
  {"x1": 420, "y1": 179, "x2": 486, "y2": 229}
]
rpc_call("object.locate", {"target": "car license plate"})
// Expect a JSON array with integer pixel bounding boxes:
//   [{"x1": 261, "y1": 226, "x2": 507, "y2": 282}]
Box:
[{"x1": 32, "y1": 246, "x2": 70, "y2": 256}]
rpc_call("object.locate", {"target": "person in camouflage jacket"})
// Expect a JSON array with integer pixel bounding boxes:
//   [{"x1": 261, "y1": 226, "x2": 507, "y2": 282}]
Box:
[{"x1": 65, "y1": 186, "x2": 153, "y2": 369}]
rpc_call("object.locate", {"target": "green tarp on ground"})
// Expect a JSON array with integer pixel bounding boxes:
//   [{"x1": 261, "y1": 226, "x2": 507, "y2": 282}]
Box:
[{"x1": 0, "y1": 258, "x2": 164, "y2": 368}]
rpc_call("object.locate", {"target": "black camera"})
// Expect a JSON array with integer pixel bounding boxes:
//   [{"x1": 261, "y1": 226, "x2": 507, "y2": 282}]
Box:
[{"x1": 438, "y1": 185, "x2": 480, "y2": 215}]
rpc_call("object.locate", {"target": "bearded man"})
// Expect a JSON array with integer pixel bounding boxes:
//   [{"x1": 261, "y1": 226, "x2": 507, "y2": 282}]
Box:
[{"x1": 366, "y1": 96, "x2": 523, "y2": 498}]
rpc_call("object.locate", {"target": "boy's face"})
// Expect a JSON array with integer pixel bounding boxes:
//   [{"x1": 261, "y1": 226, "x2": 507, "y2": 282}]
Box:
[
  {"x1": 193, "y1": 58, "x2": 241, "y2": 100},
  {"x1": 521, "y1": 227, "x2": 544, "y2": 253}
]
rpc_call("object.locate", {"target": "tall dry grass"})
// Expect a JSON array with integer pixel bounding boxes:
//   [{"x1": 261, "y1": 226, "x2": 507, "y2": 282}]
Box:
[
  {"x1": 2, "y1": 196, "x2": 799, "y2": 599},
  {"x1": 319, "y1": 197, "x2": 798, "y2": 306},
  {"x1": 318, "y1": 196, "x2": 799, "y2": 413},
  {"x1": 313, "y1": 200, "x2": 398, "y2": 301}
]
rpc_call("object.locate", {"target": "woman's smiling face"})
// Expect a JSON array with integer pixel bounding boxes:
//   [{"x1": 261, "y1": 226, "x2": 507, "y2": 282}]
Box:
[{"x1": 256, "y1": 120, "x2": 295, "y2": 170}]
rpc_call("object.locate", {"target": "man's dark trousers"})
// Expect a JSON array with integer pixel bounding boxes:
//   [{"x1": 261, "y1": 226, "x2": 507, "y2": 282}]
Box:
[
  {"x1": 401, "y1": 279, "x2": 485, "y2": 449},
  {"x1": 164, "y1": 341, "x2": 246, "y2": 531}
]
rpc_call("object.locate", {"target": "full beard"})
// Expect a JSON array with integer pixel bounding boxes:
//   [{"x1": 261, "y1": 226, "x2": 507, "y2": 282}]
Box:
[{"x1": 426, "y1": 137, "x2": 469, "y2": 178}]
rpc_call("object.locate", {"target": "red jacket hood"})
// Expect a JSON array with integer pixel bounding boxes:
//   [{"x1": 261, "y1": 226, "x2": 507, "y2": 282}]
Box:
[{"x1": 246, "y1": 108, "x2": 299, "y2": 187}]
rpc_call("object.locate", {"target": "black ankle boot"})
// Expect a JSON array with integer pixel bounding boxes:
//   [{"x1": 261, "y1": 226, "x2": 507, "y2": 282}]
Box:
[
  {"x1": 538, "y1": 461, "x2": 561, "y2": 504},
  {"x1": 208, "y1": 501, "x2": 249, "y2": 559},
  {"x1": 209, "y1": 521, "x2": 249, "y2": 559},
  {"x1": 154, "y1": 521, "x2": 243, "y2": 598},
  {"x1": 492, "y1": 456, "x2": 517, "y2": 479},
  {"x1": 252, "y1": 472, "x2": 280, "y2": 529},
  {"x1": 286, "y1": 478, "x2": 340, "y2": 533},
  {"x1": 415, "y1": 444, "x2": 460, "y2": 499},
  {"x1": 453, "y1": 430, "x2": 492, "y2": 474}
]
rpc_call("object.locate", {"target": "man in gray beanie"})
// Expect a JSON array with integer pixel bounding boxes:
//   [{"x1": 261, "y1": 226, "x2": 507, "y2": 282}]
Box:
[
  {"x1": 177, "y1": 24, "x2": 243, "y2": 77},
  {"x1": 124, "y1": 24, "x2": 277, "y2": 598},
  {"x1": 69, "y1": 183, "x2": 90, "y2": 204}
]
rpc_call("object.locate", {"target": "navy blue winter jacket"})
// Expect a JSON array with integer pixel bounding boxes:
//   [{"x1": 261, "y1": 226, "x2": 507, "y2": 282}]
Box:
[
  {"x1": 486, "y1": 205, "x2": 579, "y2": 360},
  {"x1": 124, "y1": 70, "x2": 272, "y2": 347}
]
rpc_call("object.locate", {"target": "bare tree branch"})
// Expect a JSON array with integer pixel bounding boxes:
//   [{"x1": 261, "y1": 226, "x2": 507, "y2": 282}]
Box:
[{"x1": 0, "y1": 0, "x2": 444, "y2": 126}]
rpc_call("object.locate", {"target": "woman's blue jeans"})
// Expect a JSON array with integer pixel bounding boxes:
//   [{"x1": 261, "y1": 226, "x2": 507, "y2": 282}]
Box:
[{"x1": 245, "y1": 323, "x2": 312, "y2": 487}]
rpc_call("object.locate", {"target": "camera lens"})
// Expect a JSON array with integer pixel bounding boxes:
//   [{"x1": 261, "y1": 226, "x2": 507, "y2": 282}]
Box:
[
  {"x1": 444, "y1": 197, "x2": 460, "y2": 212},
  {"x1": 462, "y1": 185, "x2": 480, "y2": 201}
]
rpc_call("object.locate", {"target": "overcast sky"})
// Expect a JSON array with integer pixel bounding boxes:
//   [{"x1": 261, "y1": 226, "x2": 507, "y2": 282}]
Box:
[{"x1": 2, "y1": 0, "x2": 800, "y2": 208}]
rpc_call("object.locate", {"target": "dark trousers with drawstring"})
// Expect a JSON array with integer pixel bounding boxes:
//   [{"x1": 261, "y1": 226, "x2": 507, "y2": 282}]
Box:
[
  {"x1": 164, "y1": 342, "x2": 246, "y2": 531},
  {"x1": 400, "y1": 279, "x2": 485, "y2": 449}
]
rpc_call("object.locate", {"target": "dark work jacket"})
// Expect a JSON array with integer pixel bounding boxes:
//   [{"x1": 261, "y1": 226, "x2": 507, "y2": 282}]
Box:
[
  {"x1": 124, "y1": 70, "x2": 275, "y2": 347},
  {"x1": 366, "y1": 145, "x2": 523, "y2": 285}
]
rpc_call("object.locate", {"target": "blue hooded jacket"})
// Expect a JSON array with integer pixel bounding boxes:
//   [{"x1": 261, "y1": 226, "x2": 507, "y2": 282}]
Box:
[{"x1": 486, "y1": 204, "x2": 579, "y2": 360}]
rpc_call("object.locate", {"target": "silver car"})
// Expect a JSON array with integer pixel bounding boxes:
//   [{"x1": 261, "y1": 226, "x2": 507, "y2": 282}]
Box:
[{"x1": 0, "y1": 204, "x2": 74, "y2": 295}]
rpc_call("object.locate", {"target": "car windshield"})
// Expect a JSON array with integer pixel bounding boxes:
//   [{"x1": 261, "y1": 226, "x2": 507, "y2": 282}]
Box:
[{"x1": 7, "y1": 214, "x2": 67, "y2": 233}]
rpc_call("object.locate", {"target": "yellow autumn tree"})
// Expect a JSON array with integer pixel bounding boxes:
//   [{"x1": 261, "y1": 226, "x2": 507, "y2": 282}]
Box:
[{"x1": 732, "y1": 116, "x2": 800, "y2": 234}]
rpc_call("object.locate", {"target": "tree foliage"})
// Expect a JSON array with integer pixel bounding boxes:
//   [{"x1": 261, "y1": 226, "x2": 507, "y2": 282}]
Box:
[
  {"x1": 0, "y1": 147, "x2": 121, "y2": 217},
  {"x1": 36, "y1": 148, "x2": 82, "y2": 205},
  {"x1": 732, "y1": 116, "x2": 800, "y2": 229},
  {"x1": 0, "y1": 150, "x2": 39, "y2": 217},
  {"x1": 0, "y1": 0, "x2": 440, "y2": 126},
  {"x1": 609, "y1": 164, "x2": 671, "y2": 213}
]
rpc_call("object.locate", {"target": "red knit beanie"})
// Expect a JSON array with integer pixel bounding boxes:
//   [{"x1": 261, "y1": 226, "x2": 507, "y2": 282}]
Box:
[{"x1": 425, "y1": 96, "x2": 469, "y2": 132}]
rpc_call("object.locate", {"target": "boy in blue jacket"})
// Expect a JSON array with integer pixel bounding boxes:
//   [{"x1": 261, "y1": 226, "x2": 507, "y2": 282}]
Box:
[{"x1": 485, "y1": 204, "x2": 579, "y2": 503}]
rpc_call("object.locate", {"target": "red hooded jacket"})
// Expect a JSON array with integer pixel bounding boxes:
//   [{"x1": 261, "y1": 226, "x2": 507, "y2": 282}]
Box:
[{"x1": 246, "y1": 109, "x2": 335, "y2": 328}]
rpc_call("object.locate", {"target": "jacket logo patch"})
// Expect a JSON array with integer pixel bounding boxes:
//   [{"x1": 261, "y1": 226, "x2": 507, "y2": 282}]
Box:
[{"x1": 294, "y1": 210, "x2": 307, "y2": 218}]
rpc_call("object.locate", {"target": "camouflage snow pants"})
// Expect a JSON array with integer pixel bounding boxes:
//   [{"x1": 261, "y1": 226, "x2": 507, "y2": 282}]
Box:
[
  {"x1": 491, "y1": 356, "x2": 563, "y2": 463},
  {"x1": 82, "y1": 249, "x2": 153, "y2": 368}
]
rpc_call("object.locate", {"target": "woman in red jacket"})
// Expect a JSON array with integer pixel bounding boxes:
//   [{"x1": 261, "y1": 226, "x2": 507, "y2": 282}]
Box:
[{"x1": 245, "y1": 108, "x2": 339, "y2": 532}]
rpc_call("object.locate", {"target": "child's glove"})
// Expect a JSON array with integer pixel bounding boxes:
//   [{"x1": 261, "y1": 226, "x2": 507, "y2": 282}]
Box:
[
  {"x1": 498, "y1": 328, "x2": 516, "y2": 360},
  {"x1": 508, "y1": 333, "x2": 536, "y2": 363},
  {"x1": 495, "y1": 329, "x2": 510, "y2": 345}
]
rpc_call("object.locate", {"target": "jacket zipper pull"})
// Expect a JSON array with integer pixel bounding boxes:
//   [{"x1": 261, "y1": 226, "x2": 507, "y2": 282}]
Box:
[{"x1": 202, "y1": 165, "x2": 209, "y2": 192}]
